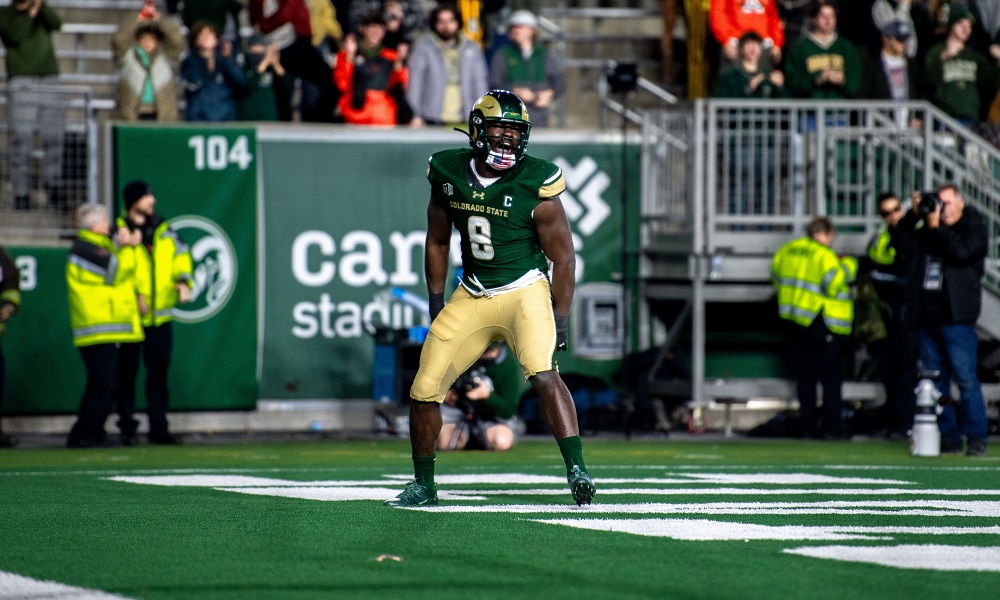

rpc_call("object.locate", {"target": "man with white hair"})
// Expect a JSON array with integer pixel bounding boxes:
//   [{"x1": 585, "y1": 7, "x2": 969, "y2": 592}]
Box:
[
  {"x1": 488, "y1": 9, "x2": 565, "y2": 127},
  {"x1": 65, "y1": 204, "x2": 144, "y2": 448}
]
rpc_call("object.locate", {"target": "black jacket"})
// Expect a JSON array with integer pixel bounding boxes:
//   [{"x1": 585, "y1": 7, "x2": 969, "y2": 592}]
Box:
[{"x1": 895, "y1": 204, "x2": 988, "y2": 325}]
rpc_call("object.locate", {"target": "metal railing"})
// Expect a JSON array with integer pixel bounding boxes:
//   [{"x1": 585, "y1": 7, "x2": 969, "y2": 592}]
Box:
[
  {"x1": 0, "y1": 83, "x2": 99, "y2": 239},
  {"x1": 641, "y1": 99, "x2": 1000, "y2": 289}
]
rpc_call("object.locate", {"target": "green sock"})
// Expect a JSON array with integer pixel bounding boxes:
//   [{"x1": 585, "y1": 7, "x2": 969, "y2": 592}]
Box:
[
  {"x1": 412, "y1": 454, "x2": 436, "y2": 488},
  {"x1": 556, "y1": 436, "x2": 586, "y2": 474}
]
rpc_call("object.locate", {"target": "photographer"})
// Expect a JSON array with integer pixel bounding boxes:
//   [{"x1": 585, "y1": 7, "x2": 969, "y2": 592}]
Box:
[
  {"x1": 895, "y1": 184, "x2": 989, "y2": 456},
  {"x1": 438, "y1": 343, "x2": 523, "y2": 451}
]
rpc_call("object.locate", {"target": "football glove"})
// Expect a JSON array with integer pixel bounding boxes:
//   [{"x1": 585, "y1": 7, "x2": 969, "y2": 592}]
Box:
[{"x1": 555, "y1": 314, "x2": 569, "y2": 351}]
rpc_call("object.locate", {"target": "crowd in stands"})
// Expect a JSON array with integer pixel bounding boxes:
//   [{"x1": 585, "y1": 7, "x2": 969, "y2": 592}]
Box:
[
  {"x1": 95, "y1": 0, "x2": 559, "y2": 127},
  {"x1": 710, "y1": 0, "x2": 1000, "y2": 131}
]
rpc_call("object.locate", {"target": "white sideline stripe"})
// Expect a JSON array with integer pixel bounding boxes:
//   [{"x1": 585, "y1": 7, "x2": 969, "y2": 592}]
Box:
[
  {"x1": 216, "y1": 487, "x2": 486, "y2": 501},
  {"x1": 533, "y1": 519, "x2": 1000, "y2": 541},
  {"x1": 107, "y1": 473, "x2": 918, "y2": 488},
  {"x1": 445, "y1": 487, "x2": 1000, "y2": 497},
  {"x1": 784, "y1": 545, "x2": 1000, "y2": 572},
  {"x1": 410, "y1": 500, "x2": 1000, "y2": 517},
  {"x1": 0, "y1": 571, "x2": 134, "y2": 599},
  {"x1": 108, "y1": 475, "x2": 396, "y2": 487},
  {"x1": 660, "y1": 474, "x2": 912, "y2": 485}
]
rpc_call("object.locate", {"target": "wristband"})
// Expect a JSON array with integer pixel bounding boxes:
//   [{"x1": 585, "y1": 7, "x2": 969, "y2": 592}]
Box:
[
  {"x1": 429, "y1": 293, "x2": 445, "y2": 322},
  {"x1": 554, "y1": 314, "x2": 569, "y2": 351}
]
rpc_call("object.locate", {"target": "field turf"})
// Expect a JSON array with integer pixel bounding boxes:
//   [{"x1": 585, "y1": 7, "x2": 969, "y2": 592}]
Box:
[{"x1": 1, "y1": 437, "x2": 998, "y2": 599}]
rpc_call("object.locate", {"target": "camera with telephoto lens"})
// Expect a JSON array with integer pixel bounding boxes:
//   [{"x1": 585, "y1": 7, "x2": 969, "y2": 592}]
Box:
[
  {"x1": 451, "y1": 366, "x2": 490, "y2": 395},
  {"x1": 917, "y1": 190, "x2": 941, "y2": 216}
]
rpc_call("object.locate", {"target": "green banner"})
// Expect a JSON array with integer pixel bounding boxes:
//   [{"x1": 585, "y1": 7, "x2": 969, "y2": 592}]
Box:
[
  {"x1": 114, "y1": 124, "x2": 258, "y2": 410},
  {"x1": 258, "y1": 131, "x2": 639, "y2": 400}
]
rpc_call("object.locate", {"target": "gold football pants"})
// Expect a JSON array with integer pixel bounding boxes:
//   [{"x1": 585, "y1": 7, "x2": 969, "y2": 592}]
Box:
[{"x1": 410, "y1": 279, "x2": 557, "y2": 403}]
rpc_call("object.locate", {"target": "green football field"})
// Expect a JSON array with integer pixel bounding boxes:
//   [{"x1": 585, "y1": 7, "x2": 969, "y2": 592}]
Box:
[{"x1": 1, "y1": 437, "x2": 998, "y2": 599}]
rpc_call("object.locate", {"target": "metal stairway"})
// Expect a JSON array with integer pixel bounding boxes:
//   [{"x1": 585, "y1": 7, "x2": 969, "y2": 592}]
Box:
[{"x1": 634, "y1": 99, "x2": 1000, "y2": 429}]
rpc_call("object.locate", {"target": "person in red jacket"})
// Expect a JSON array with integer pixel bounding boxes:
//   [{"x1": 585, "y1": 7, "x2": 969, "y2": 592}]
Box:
[
  {"x1": 334, "y1": 11, "x2": 408, "y2": 125},
  {"x1": 248, "y1": 0, "x2": 336, "y2": 121},
  {"x1": 710, "y1": 0, "x2": 785, "y2": 65}
]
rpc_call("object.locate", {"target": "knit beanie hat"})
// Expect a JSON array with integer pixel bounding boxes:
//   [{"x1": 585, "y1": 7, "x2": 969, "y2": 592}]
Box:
[
  {"x1": 948, "y1": 4, "x2": 975, "y2": 27},
  {"x1": 122, "y1": 179, "x2": 153, "y2": 209}
]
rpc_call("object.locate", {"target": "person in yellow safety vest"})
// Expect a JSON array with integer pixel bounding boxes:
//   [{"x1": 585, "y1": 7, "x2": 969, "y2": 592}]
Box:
[
  {"x1": 66, "y1": 203, "x2": 144, "y2": 448},
  {"x1": 863, "y1": 191, "x2": 916, "y2": 438},
  {"x1": 0, "y1": 244, "x2": 22, "y2": 448},
  {"x1": 114, "y1": 179, "x2": 192, "y2": 446},
  {"x1": 771, "y1": 216, "x2": 857, "y2": 439}
]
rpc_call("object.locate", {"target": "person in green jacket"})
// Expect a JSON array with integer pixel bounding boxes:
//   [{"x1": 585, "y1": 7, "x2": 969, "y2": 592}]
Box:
[
  {"x1": 922, "y1": 5, "x2": 996, "y2": 125},
  {"x1": 784, "y1": 0, "x2": 863, "y2": 99},
  {"x1": 488, "y1": 10, "x2": 565, "y2": 127},
  {"x1": 438, "y1": 343, "x2": 525, "y2": 451},
  {"x1": 237, "y1": 34, "x2": 290, "y2": 121},
  {"x1": 713, "y1": 31, "x2": 787, "y2": 99},
  {"x1": 0, "y1": 0, "x2": 65, "y2": 212}
]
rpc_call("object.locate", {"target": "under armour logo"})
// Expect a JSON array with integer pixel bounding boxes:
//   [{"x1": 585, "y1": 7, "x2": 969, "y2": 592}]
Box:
[
  {"x1": 742, "y1": 0, "x2": 765, "y2": 14},
  {"x1": 443, "y1": 183, "x2": 454, "y2": 196},
  {"x1": 472, "y1": 191, "x2": 485, "y2": 200}
]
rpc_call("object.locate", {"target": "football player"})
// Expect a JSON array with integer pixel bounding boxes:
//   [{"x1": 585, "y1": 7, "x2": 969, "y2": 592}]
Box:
[{"x1": 386, "y1": 89, "x2": 595, "y2": 507}]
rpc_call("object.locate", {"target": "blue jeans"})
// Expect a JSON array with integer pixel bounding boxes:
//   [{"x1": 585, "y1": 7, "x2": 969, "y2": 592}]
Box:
[{"x1": 918, "y1": 324, "x2": 988, "y2": 442}]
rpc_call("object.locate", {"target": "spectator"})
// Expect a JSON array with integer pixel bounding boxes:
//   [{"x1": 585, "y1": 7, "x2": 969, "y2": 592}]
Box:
[
  {"x1": 0, "y1": 0, "x2": 66, "y2": 212},
  {"x1": 712, "y1": 32, "x2": 787, "y2": 97},
  {"x1": 483, "y1": 0, "x2": 541, "y2": 56},
  {"x1": 180, "y1": 21, "x2": 247, "y2": 122},
  {"x1": 893, "y1": 184, "x2": 989, "y2": 456},
  {"x1": 710, "y1": 0, "x2": 785, "y2": 66},
  {"x1": 112, "y1": 9, "x2": 186, "y2": 122},
  {"x1": 238, "y1": 35, "x2": 290, "y2": 121},
  {"x1": 248, "y1": 0, "x2": 338, "y2": 122},
  {"x1": 407, "y1": 3, "x2": 489, "y2": 127},
  {"x1": 861, "y1": 19, "x2": 924, "y2": 127},
  {"x1": 334, "y1": 11, "x2": 409, "y2": 125},
  {"x1": 439, "y1": 343, "x2": 523, "y2": 451},
  {"x1": 65, "y1": 204, "x2": 144, "y2": 449},
  {"x1": 771, "y1": 217, "x2": 858, "y2": 438},
  {"x1": 784, "y1": 0, "x2": 864, "y2": 99},
  {"x1": 488, "y1": 10, "x2": 565, "y2": 127},
  {"x1": 872, "y1": 0, "x2": 919, "y2": 57},
  {"x1": 115, "y1": 180, "x2": 193, "y2": 446},
  {"x1": 712, "y1": 32, "x2": 786, "y2": 223},
  {"x1": 923, "y1": 4, "x2": 995, "y2": 125},
  {"x1": 0, "y1": 245, "x2": 21, "y2": 448}
]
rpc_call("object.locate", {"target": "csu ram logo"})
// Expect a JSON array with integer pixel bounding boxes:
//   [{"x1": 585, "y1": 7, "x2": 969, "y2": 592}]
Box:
[{"x1": 169, "y1": 215, "x2": 237, "y2": 323}]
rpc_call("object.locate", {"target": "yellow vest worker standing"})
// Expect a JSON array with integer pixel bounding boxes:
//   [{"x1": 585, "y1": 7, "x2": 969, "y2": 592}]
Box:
[
  {"x1": 66, "y1": 204, "x2": 144, "y2": 448},
  {"x1": 0, "y1": 244, "x2": 22, "y2": 448},
  {"x1": 863, "y1": 191, "x2": 915, "y2": 437},
  {"x1": 115, "y1": 180, "x2": 193, "y2": 445},
  {"x1": 771, "y1": 216, "x2": 857, "y2": 438}
]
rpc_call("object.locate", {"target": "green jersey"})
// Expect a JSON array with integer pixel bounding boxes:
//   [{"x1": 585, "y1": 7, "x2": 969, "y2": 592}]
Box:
[{"x1": 427, "y1": 148, "x2": 566, "y2": 290}]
